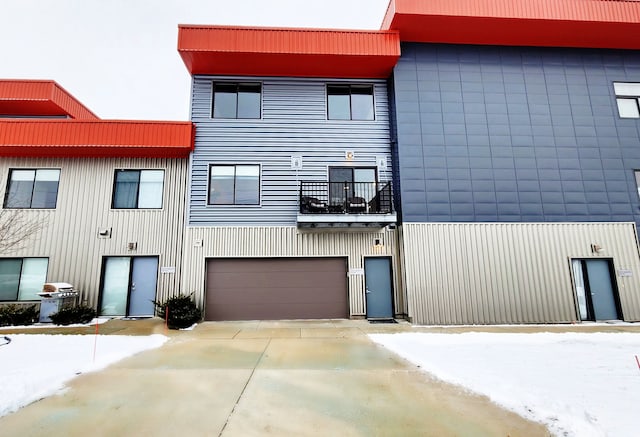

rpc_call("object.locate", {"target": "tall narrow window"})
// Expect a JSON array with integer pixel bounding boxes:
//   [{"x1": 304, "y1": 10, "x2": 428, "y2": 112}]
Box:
[
  {"x1": 4, "y1": 169, "x2": 60, "y2": 209},
  {"x1": 327, "y1": 84, "x2": 374, "y2": 120},
  {"x1": 0, "y1": 258, "x2": 48, "y2": 301},
  {"x1": 112, "y1": 170, "x2": 164, "y2": 209},
  {"x1": 614, "y1": 82, "x2": 640, "y2": 118},
  {"x1": 208, "y1": 165, "x2": 260, "y2": 205},
  {"x1": 635, "y1": 171, "x2": 640, "y2": 200},
  {"x1": 212, "y1": 82, "x2": 261, "y2": 119}
]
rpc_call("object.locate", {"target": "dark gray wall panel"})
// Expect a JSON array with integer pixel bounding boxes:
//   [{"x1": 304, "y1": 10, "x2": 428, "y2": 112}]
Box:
[{"x1": 393, "y1": 43, "x2": 640, "y2": 225}]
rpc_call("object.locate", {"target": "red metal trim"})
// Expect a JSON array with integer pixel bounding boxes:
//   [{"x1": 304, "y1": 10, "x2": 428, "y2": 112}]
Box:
[
  {"x1": 0, "y1": 120, "x2": 195, "y2": 158},
  {"x1": 382, "y1": 0, "x2": 640, "y2": 49},
  {"x1": 0, "y1": 80, "x2": 99, "y2": 120},
  {"x1": 178, "y1": 26, "x2": 400, "y2": 77}
]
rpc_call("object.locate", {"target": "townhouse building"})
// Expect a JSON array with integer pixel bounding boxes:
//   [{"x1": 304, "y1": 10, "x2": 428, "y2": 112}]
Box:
[
  {"x1": 0, "y1": 80, "x2": 193, "y2": 316},
  {"x1": 383, "y1": 0, "x2": 640, "y2": 324},
  {"x1": 178, "y1": 27, "x2": 403, "y2": 321},
  {"x1": 179, "y1": 0, "x2": 640, "y2": 324},
  {"x1": 3, "y1": 0, "x2": 640, "y2": 326}
]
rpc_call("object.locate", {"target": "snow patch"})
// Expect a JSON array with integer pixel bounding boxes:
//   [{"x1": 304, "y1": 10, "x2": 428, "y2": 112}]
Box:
[
  {"x1": 0, "y1": 334, "x2": 167, "y2": 417},
  {"x1": 370, "y1": 332, "x2": 640, "y2": 437}
]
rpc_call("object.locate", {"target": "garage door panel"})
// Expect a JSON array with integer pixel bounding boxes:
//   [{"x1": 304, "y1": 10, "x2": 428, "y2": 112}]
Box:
[
  {"x1": 212, "y1": 273, "x2": 321, "y2": 289},
  {"x1": 205, "y1": 258, "x2": 348, "y2": 321}
]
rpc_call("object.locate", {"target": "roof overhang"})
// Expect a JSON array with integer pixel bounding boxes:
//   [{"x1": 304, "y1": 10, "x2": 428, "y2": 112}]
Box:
[
  {"x1": 0, "y1": 120, "x2": 194, "y2": 158},
  {"x1": 0, "y1": 80, "x2": 99, "y2": 119},
  {"x1": 178, "y1": 25, "x2": 400, "y2": 78},
  {"x1": 382, "y1": 0, "x2": 640, "y2": 49}
]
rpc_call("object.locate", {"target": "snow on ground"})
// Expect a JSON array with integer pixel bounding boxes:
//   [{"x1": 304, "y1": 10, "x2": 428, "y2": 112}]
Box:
[
  {"x1": 370, "y1": 332, "x2": 640, "y2": 437},
  {"x1": 0, "y1": 333, "x2": 167, "y2": 417}
]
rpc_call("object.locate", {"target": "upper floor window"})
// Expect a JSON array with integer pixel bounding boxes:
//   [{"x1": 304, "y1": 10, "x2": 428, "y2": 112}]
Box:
[
  {"x1": 112, "y1": 170, "x2": 164, "y2": 209},
  {"x1": 327, "y1": 84, "x2": 374, "y2": 120},
  {"x1": 0, "y1": 258, "x2": 48, "y2": 301},
  {"x1": 212, "y1": 82, "x2": 261, "y2": 119},
  {"x1": 3, "y1": 169, "x2": 60, "y2": 209},
  {"x1": 614, "y1": 82, "x2": 640, "y2": 118},
  {"x1": 208, "y1": 164, "x2": 260, "y2": 205}
]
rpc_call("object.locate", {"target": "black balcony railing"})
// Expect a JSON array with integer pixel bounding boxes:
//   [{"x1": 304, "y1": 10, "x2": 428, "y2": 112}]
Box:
[{"x1": 299, "y1": 181, "x2": 393, "y2": 214}]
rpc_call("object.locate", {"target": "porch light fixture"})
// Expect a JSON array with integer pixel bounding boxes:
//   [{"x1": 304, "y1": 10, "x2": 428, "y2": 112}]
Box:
[
  {"x1": 345, "y1": 151, "x2": 354, "y2": 161},
  {"x1": 591, "y1": 244, "x2": 603, "y2": 254},
  {"x1": 373, "y1": 238, "x2": 384, "y2": 253}
]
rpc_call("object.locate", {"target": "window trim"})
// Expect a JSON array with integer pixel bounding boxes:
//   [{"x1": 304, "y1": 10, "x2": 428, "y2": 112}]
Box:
[
  {"x1": 207, "y1": 163, "x2": 262, "y2": 207},
  {"x1": 111, "y1": 169, "x2": 165, "y2": 210},
  {"x1": 211, "y1": 81, "x2": 263, "y2": 120},
  {"x1": 3, "y1": 168, "x2": 61, "y2": 209},
  {"x1": 0, "y1": 257, "x2": 49, "y2": 302},
  {"x1": 326, "y1": 84, "x2": 375, "y2": 121}
]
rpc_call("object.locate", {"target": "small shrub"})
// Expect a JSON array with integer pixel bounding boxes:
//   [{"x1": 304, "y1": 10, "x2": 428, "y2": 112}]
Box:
[
  {"x1": 49, "y1": 305, "x2": 97, "y2": 326},
  {"x1": 154, "y1": 294, "x2": 201, "y2": 329},
  {"x1": 0, "y1": 304, "x2": 39, "y2": 327}
]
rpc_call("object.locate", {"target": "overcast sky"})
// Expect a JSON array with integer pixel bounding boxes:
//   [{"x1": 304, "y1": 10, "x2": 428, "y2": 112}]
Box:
[{"x1": 0, "y1": 0, "x2": 390, "y2": 121}]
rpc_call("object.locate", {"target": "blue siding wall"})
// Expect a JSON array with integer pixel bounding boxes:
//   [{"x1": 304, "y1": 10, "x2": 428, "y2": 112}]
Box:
[
  {"x1": 189, "y1": 77, "x2": 392, "y2": 226},
  {"x1": 393, "y1": 43, "x2": 640, "y2": 224}
]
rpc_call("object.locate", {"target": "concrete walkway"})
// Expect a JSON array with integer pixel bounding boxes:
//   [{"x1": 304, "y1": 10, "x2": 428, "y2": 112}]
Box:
[{"x1": 0, "y1": 318, "x2": 592, "y2": 436}]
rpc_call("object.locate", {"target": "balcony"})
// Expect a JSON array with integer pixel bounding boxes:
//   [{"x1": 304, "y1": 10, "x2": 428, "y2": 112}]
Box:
[{"x1": 297, "y1": 181, "x2": 397, "y2": 229}]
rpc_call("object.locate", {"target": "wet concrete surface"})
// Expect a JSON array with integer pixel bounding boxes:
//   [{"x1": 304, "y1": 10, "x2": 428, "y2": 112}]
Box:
[{"x1": 4, "y1": 318, "x2": 633, "y2": 436}]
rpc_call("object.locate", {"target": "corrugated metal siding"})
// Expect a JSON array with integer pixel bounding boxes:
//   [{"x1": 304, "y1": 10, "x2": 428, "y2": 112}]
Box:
[
  {"x1": 189, "y1": 77, "x2": 393, "y2": 226},
  {"x1": 0, "y1": 157, "x2": 188, "y2": 309},
  {"x1": 179, "y1": 26, "x2": 400, "y2": 56},
  {"x1": 383, "y1": 0, "x2": 640, "y2": 49},
  {"x1": 388, "y1": 0, "x2": 640, "y2": 22},
  {"x1": 402, "y1": 222, "x2": 640, "y2": 325},
  {"x1": 178, "y1": 26, "x2": 400, "y2": 78},
  {"x1": 0, "y1": 120, "x2": 194, "y2": 158},
  {"x1": 181, "y1": 226, "x2": 402, "y2": 318},
  {"x1": 0, "y1": 80, "x2": 98, "y2": 120}
]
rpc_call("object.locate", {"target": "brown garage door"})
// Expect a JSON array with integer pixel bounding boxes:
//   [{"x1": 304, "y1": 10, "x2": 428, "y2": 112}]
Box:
[{"x1": 205, "y1": 258, "x2": 348, "y2": 321}]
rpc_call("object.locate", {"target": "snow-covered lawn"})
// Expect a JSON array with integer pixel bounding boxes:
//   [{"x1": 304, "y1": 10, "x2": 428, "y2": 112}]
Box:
[
  {"x1": 0, "y1": 332, "x2": 167, "y2": 418},
  {"x1": 370, "y1": 332, "x2": 640, "y2": 437}
]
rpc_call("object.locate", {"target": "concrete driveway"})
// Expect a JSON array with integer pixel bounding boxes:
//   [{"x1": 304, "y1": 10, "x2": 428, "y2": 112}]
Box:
[{"x1": 0, "y1": 319, "x2": 548, "y2": 436}]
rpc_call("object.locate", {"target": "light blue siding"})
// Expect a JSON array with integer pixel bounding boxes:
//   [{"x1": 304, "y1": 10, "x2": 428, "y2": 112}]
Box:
[{"x1": 189, "y1": 77, "x2": 393, "y2": 226}]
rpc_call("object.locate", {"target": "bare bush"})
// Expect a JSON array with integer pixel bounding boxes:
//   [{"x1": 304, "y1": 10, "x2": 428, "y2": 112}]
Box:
[{"x1": 0, "y1": 208, "x2": 46, "y2": 254}]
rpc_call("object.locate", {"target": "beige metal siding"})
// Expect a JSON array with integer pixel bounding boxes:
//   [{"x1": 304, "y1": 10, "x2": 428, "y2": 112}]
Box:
[
  {"x1": 0, "y1": 157, "x2": 188, "y2": 308},
  {"x1": 402, "y1": 222, "x2": 640, "y2": 325},
  {"x1": 182, "y1": 226, "x2": 402, "y2": 318}
]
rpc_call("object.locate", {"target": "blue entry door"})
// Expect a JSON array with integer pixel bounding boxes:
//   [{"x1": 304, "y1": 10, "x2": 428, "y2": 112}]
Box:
[
  {"x1": 129, "y1": 257, "x2": 158, "y2": 317},
  {"x1": 364, "y1": 257, "x2": 394, "y2": 319},
  {"x1": 100, "y1": 256, "x2": 158, "y2": 317},
  {"x1": 585, "y1": 259, "x2": 620, "y2": 321}
]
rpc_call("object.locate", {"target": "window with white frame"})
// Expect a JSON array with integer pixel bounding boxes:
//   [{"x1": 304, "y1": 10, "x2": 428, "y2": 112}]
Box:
[
  {"x1": 3, "y1": 169, "x2": 60, "y2": 209},
  {"x1": 112, "y1": 170, "x2": 164, "y2": 209},
  {"x1": 0, "y1": 258, "x2": 48, "y2": 301},
  {"x1": 208, "y1": 164, "x2": 260, "y2": 205},
  {"x1": 614, "y1": 82, "x2": 640, "y2": 118}
]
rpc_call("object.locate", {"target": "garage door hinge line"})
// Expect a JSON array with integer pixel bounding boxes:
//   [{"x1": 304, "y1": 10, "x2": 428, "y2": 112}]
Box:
[{"x1": 218, "y1": 338, "x2": 271, "y2": 437}]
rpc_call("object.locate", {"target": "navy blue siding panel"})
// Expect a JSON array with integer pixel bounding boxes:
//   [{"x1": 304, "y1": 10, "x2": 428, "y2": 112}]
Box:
[{"x1": 393, "y1": 43, "x2": 640, "y2": 225}]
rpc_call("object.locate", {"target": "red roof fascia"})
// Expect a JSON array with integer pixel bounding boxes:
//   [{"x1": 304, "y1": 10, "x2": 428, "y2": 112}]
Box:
[
  {"x1": 0, "y1": 120, "x2": 195, "y2": 158},
  {"x1": 0, "y1": 80, "x2": 99, "y2": 120},
  {"x1": 382, "y1": 0, "x2": 640, "y2": 49},
  {"x1": 178, "y1": 25, "x2": 400, "y2": 78}
]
